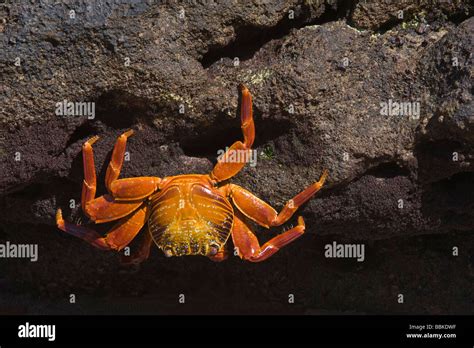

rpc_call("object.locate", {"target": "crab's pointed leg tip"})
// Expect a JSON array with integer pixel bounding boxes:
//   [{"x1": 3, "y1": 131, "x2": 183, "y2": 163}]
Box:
[
  {"x1": 321, "y1": 169, "x2": 329, "y2": 181},
  {"x1": 87, "y1": 135, "x2": 100, "y2": 145},
  {"x1": 297, "y1": 216, "x2": 305, "y2": 226},
  {"x1": 123, "y1": 129, "x2": 134, "y2": 137},
  {"x1": 239, "y1": 83, "x2": 249, "y2": 93},
  {"x1": 56, "y1": 208, "x2": 66, "y2": 230}
]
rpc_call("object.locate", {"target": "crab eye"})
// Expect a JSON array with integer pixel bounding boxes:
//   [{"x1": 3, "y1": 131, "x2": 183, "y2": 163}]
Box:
[
  {"x1": 164, "y1": 248, "x2": 173, "y2": 258},
  {"x1": 209, "y1": 243, "x2": 220, "y2": 256}
]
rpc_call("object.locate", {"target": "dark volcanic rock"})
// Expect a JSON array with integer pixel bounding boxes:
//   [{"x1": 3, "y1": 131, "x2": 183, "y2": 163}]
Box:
[
  {"x1": 351, "y1": 0, "x2": 473, "y2": 31},
  {"x1": 0, "y1": 1, "x2": 473, "y2": 314}
]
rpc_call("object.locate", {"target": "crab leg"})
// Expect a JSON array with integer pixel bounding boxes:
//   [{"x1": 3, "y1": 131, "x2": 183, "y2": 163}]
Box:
[
  {"x1": 232, "y1": 213, "x2": 305, "y2": 262},
  {"x1": 109, "y1": 177, "x2": 161, "y2": 201},
  {"x1": 56, "y1": 204, "x2": 149, "y2": 251},
  {"x1": 239, "y1": 84, "x2": 255, "y2": 148},
  {"x1": 84, "y1": 195, "x2": 144, "y2": 223},
  {"x1": 81, "y1": 135, "x2": 99, "y2": 212},
  {"x1": 105, "y1": 129, "x2": 134, "y2": 192},
  {"x1": 211, "y1": 84, "x2": 255, "y2": 182},
  {"x1": 78, "y1": 132, "x2": 159, "y2": 221},
  {"x1": 101, "y1": 130, "x2": 161, "y2": 200},
  {"x1": 224, "y1": 170, "x2": 328, "y2": 228}
]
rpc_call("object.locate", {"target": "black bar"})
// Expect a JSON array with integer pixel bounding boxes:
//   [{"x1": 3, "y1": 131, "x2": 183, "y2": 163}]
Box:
[{"x1": 0, "y1": 315, "x2": 472, "y2": 346}]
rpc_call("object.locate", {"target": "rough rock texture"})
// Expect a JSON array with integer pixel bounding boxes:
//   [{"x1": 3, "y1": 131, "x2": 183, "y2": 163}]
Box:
[
  {"x1": 350, "y1": 0, "x2": 472, "y2": 31},
  {"x1": 0, "y1": 1, "x2": 473, "y2": 314}
]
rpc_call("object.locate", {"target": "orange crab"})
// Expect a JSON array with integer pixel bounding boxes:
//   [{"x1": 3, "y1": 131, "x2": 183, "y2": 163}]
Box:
[{"x1": 56, "y1": 85, "x2": 328, "y2": 263}]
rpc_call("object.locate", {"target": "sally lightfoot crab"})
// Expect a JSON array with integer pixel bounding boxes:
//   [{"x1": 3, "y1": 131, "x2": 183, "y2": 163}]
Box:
[{"x1": 56, "y1": 85, "x2": 328, "y2": 264}]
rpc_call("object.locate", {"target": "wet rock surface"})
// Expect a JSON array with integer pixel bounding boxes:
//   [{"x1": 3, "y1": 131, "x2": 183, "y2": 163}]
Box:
[{"x1": 0, "y1": 1, "x2": 473, "y2": 314}]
